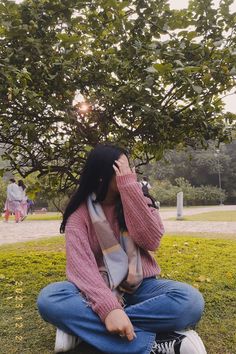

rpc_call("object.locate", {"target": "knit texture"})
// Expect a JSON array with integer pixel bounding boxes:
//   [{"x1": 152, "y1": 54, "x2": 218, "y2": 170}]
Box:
[{"x1": 65, "y1": 173, "x2": 165, "y2": 322}]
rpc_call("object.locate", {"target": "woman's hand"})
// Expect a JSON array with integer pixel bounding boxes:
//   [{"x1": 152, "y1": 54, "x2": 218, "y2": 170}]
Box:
[
  {"x1": 113, "y1": 155, "x2": 135, "y2": 176},
  {"x1": 104, "y1": 309, "x2": 136, "y2": 341}
]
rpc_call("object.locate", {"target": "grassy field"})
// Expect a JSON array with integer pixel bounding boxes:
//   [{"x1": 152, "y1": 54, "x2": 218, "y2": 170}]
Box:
[
  {"x1": 0, "y1": 235, "x2": 236, "y2": 354},
  {"x1": 169, "y1": 210, "x2": 236, "y2": 222},
  {"x1": 0, "y1": 212, "x2": 62, "y2": 221}
]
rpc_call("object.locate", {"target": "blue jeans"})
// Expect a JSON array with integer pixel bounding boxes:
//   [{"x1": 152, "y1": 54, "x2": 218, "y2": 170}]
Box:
[{"x1": 37, "y1": 277, "x2": 204, "y2": 354}]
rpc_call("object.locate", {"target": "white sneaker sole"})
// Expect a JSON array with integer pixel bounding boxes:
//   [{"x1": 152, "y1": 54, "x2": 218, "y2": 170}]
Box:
[
  {"x1": 176, "y1": 330, "x2": 207, "y2": 354},
  {"x1": 54, "y1": 328, "x2": 82, "y2": 353}
]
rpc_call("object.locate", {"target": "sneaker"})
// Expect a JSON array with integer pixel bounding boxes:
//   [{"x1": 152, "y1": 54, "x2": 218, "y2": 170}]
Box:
[
  {"x1": 54, "y1": 328, "x2": 82, "y2": 353},
  {"x1": 151, "y1": 330, "x2": 207, "y2": 354}
]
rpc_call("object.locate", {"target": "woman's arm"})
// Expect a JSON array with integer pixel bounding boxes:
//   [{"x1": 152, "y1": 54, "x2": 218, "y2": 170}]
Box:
[
  {"x1": 118, "y1": 174, "x2": 164, "y2": 251},
  {"x1": 113, "y1": 156, "x2": 164, "y2": 251},
  {"x1": 65, "y1": 210, "x2": 123, "y2": 323}
]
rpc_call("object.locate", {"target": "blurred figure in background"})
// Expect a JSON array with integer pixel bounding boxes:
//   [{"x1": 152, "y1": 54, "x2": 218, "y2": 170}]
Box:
[
  {"x1": 140, "y1": 176, "x2": 160, "y2": 209},
  {"x1": 27, "y1": 199, "x2": 35, "y2": 214},
  {"x1": 18, "y1": 180, "x2": 28, "y2": 221},
  {"x1": 4, "y1": 178, "x2": 22, "y2": 223},
  {"x1": 140, "y1": 176, "x2": 151, "y2": 195}
]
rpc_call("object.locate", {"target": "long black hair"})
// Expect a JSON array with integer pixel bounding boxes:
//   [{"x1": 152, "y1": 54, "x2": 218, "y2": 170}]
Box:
[
  {"x1": 60, "y1": 144, "x2": 128, "y2": 233},
  {"x1": 18, "y1": 180, "x2": 26, "y2": 190}
]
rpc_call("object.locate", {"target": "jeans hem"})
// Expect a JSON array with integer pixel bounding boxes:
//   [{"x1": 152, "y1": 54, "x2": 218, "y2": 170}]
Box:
[{"x1": 145, "y1": 333, "x2": 156, "y2": 354}]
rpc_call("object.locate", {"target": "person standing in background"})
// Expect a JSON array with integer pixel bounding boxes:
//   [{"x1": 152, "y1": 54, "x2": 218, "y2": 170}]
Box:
[
  {"x1": 140, "y1": 176, "x2": 151, "y2": 195},
  {"x1": 18, "y1": 180, "x2": 28, "y2": 221},
  {"x1": 4, "y1": 178, "x2": 22, "y2": 223},
  {"x1": 140, "y1": 177, "x2": 160, "y2": 209},
  {"x1": 27, "y1": 199, "x2": 34, "y2": 214}
]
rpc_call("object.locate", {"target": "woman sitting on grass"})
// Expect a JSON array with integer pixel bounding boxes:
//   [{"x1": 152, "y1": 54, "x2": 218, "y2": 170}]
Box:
[{"x1": 37, "y1": 144, "x2": 207, "y2": 354}]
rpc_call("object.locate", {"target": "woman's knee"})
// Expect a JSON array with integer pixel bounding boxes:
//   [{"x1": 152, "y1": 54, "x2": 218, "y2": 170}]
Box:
[
  {"x1": 37, "y1": 281, "x2": 74, "y2": 320},
  {"x1": 175, "y1": 283, "x2": 205, "y2": 328},
  {"x1": 188, "y1": 286, "x2": 205, "y2": 323},
  {"x1": 37, "y1": 282, "x2": 56, "y2": 319}
]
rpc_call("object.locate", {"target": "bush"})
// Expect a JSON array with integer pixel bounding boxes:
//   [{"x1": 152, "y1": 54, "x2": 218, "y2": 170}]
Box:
[
  {"x1": 151, "y1": 178, "x2": 226, "y2": 206},
  {"x1": 150, "y1": 180, "x2": 178, "y2": 206}
]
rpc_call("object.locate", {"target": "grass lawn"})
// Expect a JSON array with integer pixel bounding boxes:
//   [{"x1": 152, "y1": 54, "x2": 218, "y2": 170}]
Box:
[
  {"x1": 0, "y1": 212, "x2": 62, "y2": 222},
  {"x1": 169, "y1": 210, "x2": 236, "y2": 222},
  {"x1": 0, "y1": 235, "x2": 236, "y2": 354}
]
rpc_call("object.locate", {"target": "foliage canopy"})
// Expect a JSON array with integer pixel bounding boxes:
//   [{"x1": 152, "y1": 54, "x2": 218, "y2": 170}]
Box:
[{"x1": 0, "y1": 0, "x2": 236, "y2": 191}]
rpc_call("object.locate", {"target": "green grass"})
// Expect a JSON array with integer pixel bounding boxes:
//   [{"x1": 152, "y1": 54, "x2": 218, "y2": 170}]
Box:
[
  {"x1": 169, "y1": 210, "x2": 236, "y2": 222},
  {"x1": 0, "y1": 235, "x2": 236, "y2": 354},
  {"x1": 164, "y1": 232, "x2": 236, "y2": 240},
  {"x1": 0, "y1": 212, "x2": 62, "y2": 221}
]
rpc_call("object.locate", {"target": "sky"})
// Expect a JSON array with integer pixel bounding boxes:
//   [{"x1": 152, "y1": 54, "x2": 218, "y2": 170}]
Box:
[
  {"x1": 14, "y1": 0, "x2": 236, "y2": 113},
  {"x1": 169, "y1": 0, "x2": 236, "y2": 11}
]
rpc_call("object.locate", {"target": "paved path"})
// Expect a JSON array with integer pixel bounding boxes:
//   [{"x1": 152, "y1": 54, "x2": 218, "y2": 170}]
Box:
[
  {"x1": 160, "y1": 204, "x2": 236, "y2": 220},
  {"x1": 160, "y1": 205, "x2": 236, "y2": 235},
  {"x1": 163, "y1": 220, "x2": 236, "y2": 234},
  {"x1": 0, "y1": 220, "x2": 61, "y2": 245},
  {"x1": 0, "y1": 205, "x2": 235, "y2": 245}
]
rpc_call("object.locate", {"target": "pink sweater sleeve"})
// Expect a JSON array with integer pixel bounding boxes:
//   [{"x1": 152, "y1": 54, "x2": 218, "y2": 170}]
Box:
[
  {"x1": 117, "y1": 173, "x2": 165, "y2": 251},
  {"x1": 65, "y1": 210, "x2": 123, "y2": 322}
]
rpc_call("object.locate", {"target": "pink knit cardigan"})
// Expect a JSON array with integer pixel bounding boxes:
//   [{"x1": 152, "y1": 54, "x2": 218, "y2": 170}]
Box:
[{"x1": 65, "y1": 173, "x2": 165, "y2": 322}]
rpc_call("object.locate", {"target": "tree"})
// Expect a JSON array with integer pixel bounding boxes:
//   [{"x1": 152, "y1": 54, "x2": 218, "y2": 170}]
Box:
[
  {"x1": 141, "y1": 140, "x2": 236, "y2": 203},
  {"x1": 0, "y1": 0, "x2": 236, "y2": 193}
]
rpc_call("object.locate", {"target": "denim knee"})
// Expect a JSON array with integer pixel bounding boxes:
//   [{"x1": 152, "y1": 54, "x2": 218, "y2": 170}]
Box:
[
  {"x1": 37, "y1": 284, "x2": 52, "y2": 321},
  {"x1": 175, "y1": 284, "x2": 205, "y2": 329},
  {"x1": 37, "y1": 282, "x2": 64, "y2": 321},
  {"x1": 37, "y1": 281, "x2": 79, "y2": 322},
  {"x1": 189, "y1": 287, "x2": 205, "y2": 323}
]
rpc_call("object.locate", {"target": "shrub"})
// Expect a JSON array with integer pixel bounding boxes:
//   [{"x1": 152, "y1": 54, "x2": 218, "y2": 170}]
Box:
[{"x1": 151, "y1": 178, "x2": 226, "y2": 206}]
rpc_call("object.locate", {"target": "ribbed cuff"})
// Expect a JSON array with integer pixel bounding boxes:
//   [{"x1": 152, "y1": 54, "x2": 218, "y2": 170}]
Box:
[{"x1": 95, "y1": 300, "x2": 123, "y2": 323}]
